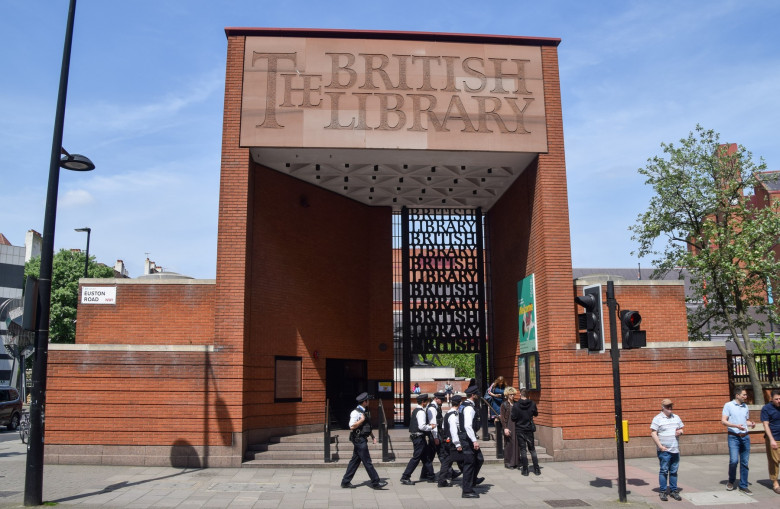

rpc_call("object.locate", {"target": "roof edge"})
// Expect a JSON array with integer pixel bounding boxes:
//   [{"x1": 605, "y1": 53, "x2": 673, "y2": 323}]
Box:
[{"x1": 223, "y1": 27, "x2": 561, "y2": 47}]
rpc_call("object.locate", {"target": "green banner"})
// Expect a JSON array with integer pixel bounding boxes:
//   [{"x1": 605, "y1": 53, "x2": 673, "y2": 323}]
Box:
[{"x1": 518, "y1": 274, "x2": 537, "y2": 354}]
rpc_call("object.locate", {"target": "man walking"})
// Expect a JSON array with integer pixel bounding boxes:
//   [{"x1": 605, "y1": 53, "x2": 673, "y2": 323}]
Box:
[
  {"x1": 400, "y1": 393, "x2": 436, "y2": 485},
  {"x1": 458, "y1": 385, "x2": 484, "y2": 499},
  {"x1": 722, "y1": 387, "x2": 755, "y2": 494},
  {"x1": 341, "y1": 392, "x2": 388, "y2": 489},
  {"x1": 761, "y1": 388, "x2": 780, "y2": 495},
  {"x1": 436, "y1": 393, "x2": 464, "y2": 487},
  {"x1": 651, "y1": 398, "x2": 684, "y2": 501},
  {"x1": 429, "y1": 392, "x2": 446, "y2": 467}
]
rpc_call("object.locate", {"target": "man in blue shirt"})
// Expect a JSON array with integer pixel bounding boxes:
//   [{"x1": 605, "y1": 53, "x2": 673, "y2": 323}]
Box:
[
  {"x1": 722, "y1": 387, "x2": 756, "y2": 494},
  {"x1": 760, "y1": 388, "x2": 780, "y2": 495}
]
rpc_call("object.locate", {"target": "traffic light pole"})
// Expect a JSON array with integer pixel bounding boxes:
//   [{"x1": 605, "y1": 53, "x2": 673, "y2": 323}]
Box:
[{"x1": 607, "y1": 281, "x2": 627, "y2": 503}]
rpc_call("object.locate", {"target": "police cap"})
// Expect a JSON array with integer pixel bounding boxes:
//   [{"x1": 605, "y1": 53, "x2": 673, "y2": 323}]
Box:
[
  {"x1": 355, "y1": 392, "x2": 369, "y2": 403},
  {"x1": 433, "y1": 391, "x2": 446, "y2": 399},
  {"x1": 451, "y1": 394, "x2": 463, "y2": 404},
  {"x1": 416, "y1": 393, "x2": 429, "y2": 403},
  {"x1": 465, "y1": 385, "x2": 479, "y2": 396}
]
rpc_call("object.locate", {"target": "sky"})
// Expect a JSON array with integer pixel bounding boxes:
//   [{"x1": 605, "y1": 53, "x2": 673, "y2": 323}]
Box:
[{"x1": 1, "y1": 1, "x2": 778, "y2": 279}]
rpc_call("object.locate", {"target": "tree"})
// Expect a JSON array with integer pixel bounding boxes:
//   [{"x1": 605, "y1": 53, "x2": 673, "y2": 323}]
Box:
[
  {"x1": 435, "y1": 353, "x2": 477, "y2": 379},
  {"x1": 24, "y1": 249, "x2": 115, "y2": 344},
  {"x1": 630, "y1": 126, "x2": 780, "y2": 404}
]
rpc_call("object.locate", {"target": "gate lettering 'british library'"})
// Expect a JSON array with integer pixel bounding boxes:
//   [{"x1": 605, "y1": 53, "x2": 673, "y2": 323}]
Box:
[{"x1": 44, "y1": 29, "x2": 730, "y2": 466}]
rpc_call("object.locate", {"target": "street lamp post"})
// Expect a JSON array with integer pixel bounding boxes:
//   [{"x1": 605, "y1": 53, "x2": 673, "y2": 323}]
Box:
[
  {"x1": 24, "y1": 0, "x2": 94, "y2": 505},
  {"x1": 75, "y1": 227, "x2": 91, "y2": 278}
]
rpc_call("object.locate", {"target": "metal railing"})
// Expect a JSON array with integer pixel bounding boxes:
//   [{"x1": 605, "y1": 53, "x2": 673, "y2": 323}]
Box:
[
  {"x1": 376, "y1": 399, "x2": 393, "y2": 462},
  {"x1": 324, "y1": 398, "x2": 333, "y2": 463},
  {"x1": 727, "y1": 352, "x2": 780, "y2": 384}
]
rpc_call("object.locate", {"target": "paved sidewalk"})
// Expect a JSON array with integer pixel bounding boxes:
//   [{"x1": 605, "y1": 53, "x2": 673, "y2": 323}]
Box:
[{"x1": 2, "y1": 438, "x2": 779, "y2": 508}]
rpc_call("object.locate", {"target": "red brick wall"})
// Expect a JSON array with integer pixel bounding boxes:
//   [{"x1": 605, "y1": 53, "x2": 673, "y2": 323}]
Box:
[
  {"x1": 487, "y1": 44, "x2": 574, "y2": 425},
  {"x1": 46, "y1": 281, "x2": 232, "y2": 451},
  {"x1": 244, "y1": 163, "x2": 394, "y2": 431},
  {"x1": 74, "y1": 281, "x2": 215, "y2": 345}
]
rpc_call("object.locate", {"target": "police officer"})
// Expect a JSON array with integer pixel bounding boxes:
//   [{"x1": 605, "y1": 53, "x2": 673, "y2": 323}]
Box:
[
  {"x1": 436, "y1": 393, "x2": 465, "y2": 487},
  {"x1": 429, "y1": 392, "x2": 446, "y2": 465},
  {"x1": 400, "y1": 393, "x2": 436, "y2": 485},
  {"x1": 341, "y1": 392, "x2": 388, "y2": 489},
  {"x1": 459, "y1": 385, "x2": 485, "y2": 498}
]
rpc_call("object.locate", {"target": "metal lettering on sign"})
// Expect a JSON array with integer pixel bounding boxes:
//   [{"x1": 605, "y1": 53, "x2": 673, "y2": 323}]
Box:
[{"x1": 402, "y1": 207, "x2": 486, "y2": 354}]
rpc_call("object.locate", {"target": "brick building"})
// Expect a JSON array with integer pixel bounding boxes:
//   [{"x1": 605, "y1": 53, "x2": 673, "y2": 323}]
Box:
[{"x1": 43, "y1": 29, "x2": 730, "y2": 466}]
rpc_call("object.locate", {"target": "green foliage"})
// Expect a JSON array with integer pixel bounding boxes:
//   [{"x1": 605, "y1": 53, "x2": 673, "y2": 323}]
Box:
[
  {"x1": 435, "y1": 354, "x2": 476, "y2": 379},
  {"x1": 752, "y1": 334, "x2": 780, "y2": 354},
  {"x1": 24, "y1": 249, "x2": 115, "y2": 343},
  {"x1": 630, "y1": 125, "x2": 780, "y2": 403}
]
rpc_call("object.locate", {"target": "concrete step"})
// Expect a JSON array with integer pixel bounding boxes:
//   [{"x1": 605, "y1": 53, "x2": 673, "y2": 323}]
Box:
[{"x1": 243, "y1": 430, "x2": 550, "y2": 467}]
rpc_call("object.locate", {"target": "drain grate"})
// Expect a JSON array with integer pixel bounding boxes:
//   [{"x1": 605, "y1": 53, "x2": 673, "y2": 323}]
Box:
[{"x1": 544, "y1": 500, "x2": 591, "y2": 508}]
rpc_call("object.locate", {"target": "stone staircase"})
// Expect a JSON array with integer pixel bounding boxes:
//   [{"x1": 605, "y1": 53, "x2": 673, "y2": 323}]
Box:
[{"x1": 243, "y1": 428, "x2": 552, "y2": 468}]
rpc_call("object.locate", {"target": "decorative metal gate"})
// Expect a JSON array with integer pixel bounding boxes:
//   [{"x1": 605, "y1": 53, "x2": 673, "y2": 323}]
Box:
[{"x1": 398, "y1": 207, "x2": 488, "y2": 424}]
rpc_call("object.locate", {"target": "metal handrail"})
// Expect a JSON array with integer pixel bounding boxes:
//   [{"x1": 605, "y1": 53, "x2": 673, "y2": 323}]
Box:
[
  {"x1": 478, "y1": 396, "x2": 498, "y2": 441},
  {"x1": 376, "y1": 399, "x2": 392, "y2": 462},
  {"x1": 324, "y1": 398, "x2": 332, "y2": 463}
]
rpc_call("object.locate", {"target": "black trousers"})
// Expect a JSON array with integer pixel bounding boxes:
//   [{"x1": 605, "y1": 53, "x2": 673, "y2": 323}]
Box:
[
  {"x1": 459, "y1": 437, "x2": 484, "y2": 493},
  {"x1": 517, "y1": 429, "x2": 539, "y2": 469},
  {"x1": 436, "y1": 442, "x2": 463, "y2": 482},
  {"x1": 341, "y1": 438, "x2": 380, "y2": 485},
  {"x1": 401, "y1": 435, "x2": 434, "y2": 480}
]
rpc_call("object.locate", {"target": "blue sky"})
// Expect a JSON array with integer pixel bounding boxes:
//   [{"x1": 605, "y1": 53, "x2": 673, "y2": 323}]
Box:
[{"x1": 2, "y1": 1, "x2": 778, "y2": 279}]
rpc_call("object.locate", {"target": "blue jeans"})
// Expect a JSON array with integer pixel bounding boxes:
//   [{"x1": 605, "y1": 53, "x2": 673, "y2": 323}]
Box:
[
  {"x1": 658, "y1": 450, "x2": 680, "y2": 492},
  {"x1": 727, "y1": 433, "x2": 750, "y2": 489}
]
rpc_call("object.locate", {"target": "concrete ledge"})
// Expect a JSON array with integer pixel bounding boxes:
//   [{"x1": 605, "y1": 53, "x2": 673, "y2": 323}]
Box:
[
  {"x1": 76, "y1": 278, "x2": 216, "y2": 285},
  {"x1": 536, "y1": 427, "x2": 729, "y2": 461},
  {"x1": 49, "y1": 344, "x2": 216, "y2": 352},
  {"x1": 44, "y1": 432, "x2": 244, "y2": 467}
]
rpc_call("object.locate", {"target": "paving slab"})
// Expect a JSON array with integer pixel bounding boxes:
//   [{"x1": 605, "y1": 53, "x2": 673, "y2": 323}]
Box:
[{"x1": 4, "y1": 437, "x2": 780, "y2": 507}]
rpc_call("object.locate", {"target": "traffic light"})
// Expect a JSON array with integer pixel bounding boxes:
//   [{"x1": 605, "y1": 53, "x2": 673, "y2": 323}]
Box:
[
  {"x1": 575, "y1": 284, "x2": 604, "y2": 353},
  {"x1": 620, "y1": 310, "x2": 646, "y2": 349}
]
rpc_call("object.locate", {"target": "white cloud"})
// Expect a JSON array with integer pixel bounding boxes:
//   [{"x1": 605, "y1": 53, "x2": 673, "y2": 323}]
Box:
[{"x1": 59, "y1": 189, "x2": 94, "y2": 207}]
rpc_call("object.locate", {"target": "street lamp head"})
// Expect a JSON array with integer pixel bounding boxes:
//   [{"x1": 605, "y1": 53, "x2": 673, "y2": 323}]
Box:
[
  {"x1": 74, "y1": 227, "x2": 91, "y2": 233},
  {"x1": 60, "y1": 153, "x2": 95, "y2": 172}
]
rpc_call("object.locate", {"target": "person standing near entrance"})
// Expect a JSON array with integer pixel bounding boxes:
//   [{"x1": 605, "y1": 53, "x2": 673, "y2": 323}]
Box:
[
  {"x1": 511, "y1": 388, "x2": 540, "y2": 475},
  {"x1": 499, "y1": 386, "x2": 518, "y2": 469},
  {"x1": 651, "y1": 398, "x2": 684, "y2": 501},
  {"x1": 722, "y1": 386, "x2": 756, "y2": 494},
  {"x1": 340, "y1": 393, "x2": 388, "y2": 490},
  {"x1": 400, "y1": 394, "x2": 436, "y2": 485},
  {"x1": 459, "y1": 385, "x2": 484, "y2": 499},
  {"x1": 761, "y1": 389, "x2": 780, "y2": 495}
]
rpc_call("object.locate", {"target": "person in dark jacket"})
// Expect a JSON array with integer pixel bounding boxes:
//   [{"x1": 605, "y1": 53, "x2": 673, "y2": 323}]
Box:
[
  {"x1": 498, "y1": 387, "x2": 518, "y2": 469},
  {"x1": 510, "y1": 388, "x2": 540, "y2": 476}
]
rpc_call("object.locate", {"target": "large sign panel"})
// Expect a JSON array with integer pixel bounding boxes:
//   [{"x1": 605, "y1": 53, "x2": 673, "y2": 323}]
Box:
[
  {"x1": 240, "y1": 37, "x2": 548, "y2": 152},
  {"x1": 518, "y1": 274, "x2": 537, "y2": 354},
  {"x1": 403, "y1": 208, "x2": 485, "y2": 354}
]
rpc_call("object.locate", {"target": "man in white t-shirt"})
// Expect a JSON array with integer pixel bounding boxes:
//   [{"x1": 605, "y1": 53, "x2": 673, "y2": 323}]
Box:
[{"x1": 651, "y1": 398, "x2": 684, "y2": 501}]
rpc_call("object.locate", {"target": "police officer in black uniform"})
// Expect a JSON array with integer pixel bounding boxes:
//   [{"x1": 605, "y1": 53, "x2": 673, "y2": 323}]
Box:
[
  {"x1": 400, "y1": 393, "x2": 436, "y2": 484},
  {"x1": 341, "y1": 392, "x2": 388, "y2": 489},
  {"x1": 436, "y1": 393, "x2": 464, "y2": 487},
  {"x1": 459, "y1": 385, "x2": 485, "y2": 498}
]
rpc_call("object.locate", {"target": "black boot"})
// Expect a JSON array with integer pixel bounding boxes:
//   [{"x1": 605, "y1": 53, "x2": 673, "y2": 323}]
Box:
[
  {"x1": 533, "y1": 465, "x2": 541, "y2": 475},
  {"x1": 521, "y1": 466, "x2": 529, "y2": 476}
]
